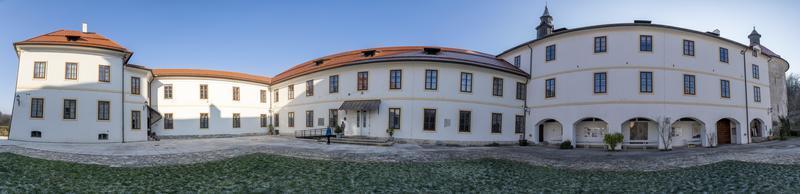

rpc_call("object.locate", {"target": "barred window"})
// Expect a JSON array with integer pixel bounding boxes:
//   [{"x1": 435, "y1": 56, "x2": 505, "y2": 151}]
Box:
[
  {"x1": 232, "y1": 86, "x2": 240, "y2": 101},
  {"x1": 98, "y1": 101, "x2": 110, "y2": 120},
  {"x1": 388, "y1": 108, "x2": 401, "y2": 130},
  {"x1": 261, "y1": 114, "x2": 268, "y2": 128},
  {"x1": 200, "y1": 85, "x2": 208, "y2": 99},
  {"x1": 492, "y1": 77, "x2": 503, "y2": 97},
  {"x1": 200, "y1": 113, "x2": 209, "y2": 129},
  {"x1": 273, "y1": 113, "x2": 280, "y2": 127},
  {"x1": 30, "y1": 98, "x2": 44, "y2": 118},
  {"x1": 131, "y1": 110, "x2": 141, "y2": 129},
  {"x1": 516, "y1": 82, "x2": 526, "y2": 100},
  {"x1": 515, "y1": 115, "x2": 525, "y2": 134},
  {"x1": 164, "y1": 113, "x2": 174, "y2": 129},
  {"x1": 423, "y1": 109, "x2": 436, "y2": 131},
  {"x1": 288, "y1": 112, "x2": 295, "y2": 127},
  {"x1": 328, "y1": 109, "x2": 338, "y2": 127},
  {"x1": 458, "y1": 111, "x2": 471, "y2": 132},
  {"x1": 233, "y1": 113, "x2": 241, "y2": 128},
  {"x1": 491, "y1": 113, "x2": 502, "y2": 133},
  {"x1": 63, "y1": 99, "x2": 77, "y2": 120},
  {"x1": 305, "y1": 111, "x2": 314, "y2": 127}
]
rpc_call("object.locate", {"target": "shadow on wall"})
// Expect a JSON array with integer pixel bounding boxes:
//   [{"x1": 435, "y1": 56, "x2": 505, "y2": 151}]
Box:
[{"x1": 150, "y1": 103, "x2": 269, "y2": 136}]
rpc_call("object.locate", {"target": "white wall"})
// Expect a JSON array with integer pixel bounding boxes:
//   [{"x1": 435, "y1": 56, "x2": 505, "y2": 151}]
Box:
[
  {"x1": 150, "y1": 77, "x2": 270, "y2": 137},
  {"x1": 271, "y1": 61, "x2": 528, "y2": 144}
]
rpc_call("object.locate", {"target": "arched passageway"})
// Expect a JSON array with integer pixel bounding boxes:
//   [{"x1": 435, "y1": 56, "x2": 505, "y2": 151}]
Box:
[
  {"x1": 573, "y1": 117, "x2": 608, "y2": 148},
  {"x1": 537, "y1": 119, "x2": 563, "y2": 145},
  {"x1": 670, "y1": 117, "x2": 704, "y2": 147},
  {"x1": 621, "y1": 117, "x2": 658, "y2": 148},
  {"x1": 715, "y1": 118, "x2": 740, "y2": 145}
]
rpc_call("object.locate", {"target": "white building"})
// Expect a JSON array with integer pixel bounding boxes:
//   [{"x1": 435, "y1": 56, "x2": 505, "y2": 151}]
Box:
[{"x1": 8, "y1": 8, "x2": 790, "y2": 148}]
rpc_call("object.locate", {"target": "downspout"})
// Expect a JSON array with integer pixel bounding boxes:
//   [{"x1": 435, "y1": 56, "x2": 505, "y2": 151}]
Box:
[
  {"x1": 524, "y1": 44, "x2": 534, "y2": 143},
  {"x1": 741, "y1": 48, "x2": 750, "y2": 144},
  {"x1": 8, "y1": 47, "x2": 21, "y2": 139},
  {"x1": 121, "y1": 54, "x2": 131, "y2": 143}
]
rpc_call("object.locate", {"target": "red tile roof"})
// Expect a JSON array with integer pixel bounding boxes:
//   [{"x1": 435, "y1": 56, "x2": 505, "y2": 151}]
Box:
[
  {"x1": 271, "y1": 46, "x2": 527, "y2": 84},
  {"x1": 14, "y1": 30, "x2": 130, "y2": 53},
  {"x1": 152, "y1": 69, "x2": 271, "y2": 85}
]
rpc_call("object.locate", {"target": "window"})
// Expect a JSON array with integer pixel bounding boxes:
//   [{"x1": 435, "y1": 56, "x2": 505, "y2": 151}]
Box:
[
  {"x1": 200, "y1": 113, "x2": 209, "y2": 129},
  {"x1": 131, "y1": 110, "x2": 141, "y2": 129},
  {"x1": 425, "y1": 69, "x2": 438, "y2": 90},
  {"x1": 516, "y1": 82, "x2": 526, "y2": 100},
  {"x1": 640, "y1": 35, "x2": 653, "y2": 51},
  {"x1": 260, "y1": 90, "x2": 267, "y2": 103},
  {"x1": 630, "y1": 121, "x2": 648, "y2": 140},
  {"x1": 423, "y1": 109, "x2": 436, "y2": 131},
  {"x1": 288, "y1": 85, "x2": 294, "y2": 99},
  {"x1": 274, "y1": 90, "x2": 279, "y2": 102},
  {"x1": 720, "y1": 47, "x2": 729, "y2": 63},
  {"x1": 63, "y1": 99, "x2": 77, "y2": 120},
  {"x1": 260, "y1": 114, "x2": 268, "y2": 128},
  {"x1": 357, "y1": 71, "x2": 368, "y2": 91},
  {"x1": 200, "y1": 85, "x2": 208, "y2": 99},
  {"x1": 754, "y1": 86, "x2": 761, "y2": 102},
  {"x1": 329, "y1": 75, "x2": 339, "y2": 93},
  {"x1": 97, "y1": 101, "x2": 110, "y2": 120},
  {"x1": 683, "y1": 40, "x2": 695, "y2": 56},
  {"x1": 752, "y1": 64, "x2": 760, "y2": 79},
  {"x1": 389, "y1": 108, "x2": 401, "y2": 130},
  {"x1": 721, "y1": 80, "x2": 730, "y2": 98},
  {"x1": 545, "y1": 78, "x2": 556, "y2": 98},
  {"x1": 31, "y1": 131, "x2": 42, "y2": 138},
  {"x1": 460, "y1": 72, "x2": 473, "y2": 93},
  {"x1": 131, "y1": 77, "x2": 141, "y2": 95},
  {"x1": 288, "y1": 112, "x2": 295, "y2": 127},
  {"x1": 389, "y1": 70, "x2": 402, "y2": 89},
  {"x1": 233, "y1": 113, "x2": 241, "y2": 128},
  {"x1": 493, "y1": 77, "x2": 503, "y2": 97},
  {"x1": 545, "y1": 45, "x2": 556, "y2": 61},
  {"x1": 273, "y1": 113, "x2": 280, "y2": 127},
  {"x1": 164, "y1": 113, "x2": 174, "y2": 129},
  {"x1": 306, "y1": 80, "x2": 314, "y2": 96},
  {"x1": 98, "y1": 133, "x2": 109, "y2": 140},
  {"x1": 684, "y1": 74, "x2": 696, "y2": 95},
  {"x1": 594, "y1": 36, "x2": 607, "y2": 53},
  {"x1": 491, "y1": 113, "x2": 502, "y2": 134},
  {"x1": 753, "y1": 49, "x2": 758, "y2": 57},
  {"x1": 305, "y1": 111, "x2": 314, "y2": 127},
  {"x1": 640, "y1": 72, "x2": 653, "y2": 93},
  {"x1": 232, "y1": 87, "x2": 240, "y2": 101},
  {"x1": 164, "y1": 85, "x2": 173, "y2": 99},
  {"x1": 515, "y1": 115, "x2": 525, "y2": 134},
  {"x1": 513, "y1": 55, "x2": 521, "y2": 67},
  {"x1": 33, "y1": 62, "x2": 47, "y2": 79},
  {"x1": 99, "y1": 65, "x2": 111, "y2": 82},
  {"x1": 30, "y1": 98, "x2": 44, "y2": 118},
  {"x1": 594, "y1": 72, "x2": 607, "y2": 94},
  {"x1": 328, "y1": 109, "x2": 338, "y2": 127},
  {"x1": 458, "y1": 111, "x2": 471, "y2": 132},
  {"x1": 65, "y1": 63, "x2": 78, "y2": 80}
]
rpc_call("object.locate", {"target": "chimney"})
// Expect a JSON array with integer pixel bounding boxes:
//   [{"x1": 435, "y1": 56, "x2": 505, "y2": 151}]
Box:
[{"x1": 81, "y1": 23, "x2": 88, "y2": 33}]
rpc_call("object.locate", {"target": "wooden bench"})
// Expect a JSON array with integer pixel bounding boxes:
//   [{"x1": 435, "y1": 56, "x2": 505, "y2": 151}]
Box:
[{"x1": 623, "y1": 140, "x2": 658, "y2": 150}]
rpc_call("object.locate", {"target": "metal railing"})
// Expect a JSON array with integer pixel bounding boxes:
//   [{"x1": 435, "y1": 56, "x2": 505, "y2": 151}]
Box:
[{"x1": 294, "y1": 128, "x2": 331, "y2": 139}]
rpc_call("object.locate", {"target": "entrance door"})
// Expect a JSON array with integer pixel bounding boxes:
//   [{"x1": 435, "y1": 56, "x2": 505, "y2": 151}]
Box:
[
  {"x1": 538, "y1": 124, "x2": 544, "y2": 143},
  {"x1": 717, "y1": 119, "x2": 731, "y2": 144},
  {"x1": 356, "y1": 110, "x2": 369, "y2": 136}
]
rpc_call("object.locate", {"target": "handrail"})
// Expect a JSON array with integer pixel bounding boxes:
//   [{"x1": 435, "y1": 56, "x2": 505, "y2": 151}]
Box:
[{"x1": 294, "y1": 128, "x2": 330, "y2": 138}]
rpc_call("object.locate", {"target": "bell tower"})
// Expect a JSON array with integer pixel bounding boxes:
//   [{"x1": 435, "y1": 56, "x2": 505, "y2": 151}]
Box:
[{"x1": 536, "y1": 6, "x2": 554, "y2": 39}]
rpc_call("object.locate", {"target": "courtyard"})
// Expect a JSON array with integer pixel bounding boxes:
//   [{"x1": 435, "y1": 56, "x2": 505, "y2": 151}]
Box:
[{"x1": 2, "y1": 136, "x2": 800, "y2": 192}]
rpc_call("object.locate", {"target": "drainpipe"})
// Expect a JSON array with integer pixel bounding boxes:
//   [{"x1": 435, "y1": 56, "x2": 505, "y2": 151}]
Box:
[
  {"x1": 523, "y1": 44, "x2": 534, "y2": 143},
  {"x1": 121, "y1": 64, "x2": 126, "y2": 143},
  {"x1": 741, "y1": 48, "x2": 750, "y2": 144}
]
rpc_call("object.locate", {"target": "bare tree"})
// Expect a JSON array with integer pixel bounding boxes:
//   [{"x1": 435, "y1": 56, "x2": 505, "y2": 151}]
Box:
[
  {"x1": 657, "y1": 117, "x2": 673, "y2": 151},
  {"x1": 787, "y1": 74, "x2": 800, "y2": 130}
]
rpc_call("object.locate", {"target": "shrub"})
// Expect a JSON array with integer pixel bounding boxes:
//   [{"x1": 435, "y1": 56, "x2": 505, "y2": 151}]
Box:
[
  {"x1": 603, "y1": 133, "x2": 624, "y2": 151},
  {"x1": 267, "y1": 125, "x2": 275, "y2": 135},
  {"x1": 559, "y1": 141, "x2": 573, "y2": 149},
  {"x1": 0, "y1": 126, "x2": 8, "y2": 137}
]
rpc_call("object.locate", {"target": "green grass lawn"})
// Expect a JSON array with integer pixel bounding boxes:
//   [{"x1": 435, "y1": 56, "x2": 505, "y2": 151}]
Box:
[{"x1": 1, "y1": 153, "x2": 799, "y2": 193}]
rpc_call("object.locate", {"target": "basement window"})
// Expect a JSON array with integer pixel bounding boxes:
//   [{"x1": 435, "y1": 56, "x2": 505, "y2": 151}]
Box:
[
  {"x1": 66, "y1": 35, "x2": 81, "y2": 41},
  {"x1": 423, "y1": 47, "x2": 441, "y2": 55},
  {"x1": 31, "y1": 131, "x2": 42, "y2": 138},
  {"x1": 98, "y1": 133, "x2": 109, "y2": 140},
  {"x1": 362, "y1": 50, "x2": 376, "y2": 57}
]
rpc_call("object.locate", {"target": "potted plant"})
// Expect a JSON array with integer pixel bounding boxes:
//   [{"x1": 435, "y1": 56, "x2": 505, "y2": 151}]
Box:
[
  {"x1": 559, "y1": 140, "x2": 573, "y2": 149},
  {"x1": 386, "y1": 128, "x2": 395, "y2": 141},
  {"x1": 603, "y1": 133, "x2": 624, "y2": 151},
  {"x1": 334, "y1": 124, "x2": 344, "y2": 138}
]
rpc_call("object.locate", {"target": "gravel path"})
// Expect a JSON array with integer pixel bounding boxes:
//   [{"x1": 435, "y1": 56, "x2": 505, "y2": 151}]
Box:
[{"x1": 1, "y1": 136, "x2": 800, "y2": 171}]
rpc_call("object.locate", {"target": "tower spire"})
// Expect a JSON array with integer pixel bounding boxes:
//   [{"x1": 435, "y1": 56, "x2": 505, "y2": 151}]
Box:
[
  {"x1": 748, "y1": 26, "x2": 761, "y2": 45},
  {"x1": 536, "y1": 5, "x2": 554, "y2": 39}
]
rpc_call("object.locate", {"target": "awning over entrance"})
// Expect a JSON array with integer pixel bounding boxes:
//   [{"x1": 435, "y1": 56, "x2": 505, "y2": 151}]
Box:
[{"x1": 338, "y1": 100, "x2": 381, "y2": 111}]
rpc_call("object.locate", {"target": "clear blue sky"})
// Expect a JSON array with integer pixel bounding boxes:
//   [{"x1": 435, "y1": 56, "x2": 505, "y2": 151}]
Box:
[{"x1": 1, "y1": 0, "x2": 798, "y2": 113}]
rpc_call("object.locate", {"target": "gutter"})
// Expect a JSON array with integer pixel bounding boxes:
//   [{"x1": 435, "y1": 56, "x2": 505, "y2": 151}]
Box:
[
  {"x1": 523, "y1": 44, "x2": 534, "y2": 143},
  {"x1": 741, "y1": 48, "x2": 750, "y2": 144},
  {"x1": 121, "y1": 62, "x2": 126, "y2": 143}
]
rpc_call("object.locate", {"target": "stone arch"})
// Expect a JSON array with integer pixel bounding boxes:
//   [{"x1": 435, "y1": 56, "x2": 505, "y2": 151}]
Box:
[
  {"x1": 750, "y1": 118, "x2": 765, "y2": 138},
  {"x1": 572, "y1": 117, "x2": 608, "y2": 148},
  {"x1": 670, "y1": 117, "x2": 705, "y2": 147},
  {"x1": 621, "y1": 117, "x2": 659, "y2": 148},
  {"x1": 536, "y1": 119, "x2": 563, "y2": 145},
  {"x1": 714, "y1": 118, "x2": 741, "y2": 145}
]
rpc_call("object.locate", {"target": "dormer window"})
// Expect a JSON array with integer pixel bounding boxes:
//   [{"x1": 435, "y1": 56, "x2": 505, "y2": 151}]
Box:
[
  {"x1": 66, "y1": 35, "x2": 81, "y2": 41},
  {"x1": 423, "y1": 47, "x2": 441, "y2": 55},
  {"x1": 314, "y1": 59, "x2": 325, "y2": 66},
  {"x1": 362, "y1": 50, "x2": 376, "y2": 57}
]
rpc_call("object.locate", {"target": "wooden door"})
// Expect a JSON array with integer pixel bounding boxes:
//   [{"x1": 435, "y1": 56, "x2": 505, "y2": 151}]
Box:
[
  {"x1": 717, "y1": 120, "x2": 731, "y2": 144},
  {"x1": 538, "y1": 125, "x2": 544, "y2": 143}
]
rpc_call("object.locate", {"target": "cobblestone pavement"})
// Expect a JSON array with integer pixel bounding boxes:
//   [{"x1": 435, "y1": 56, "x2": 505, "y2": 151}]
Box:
[{"x1": 1, "y1": 136, "x2": 800, "y2": 171}]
